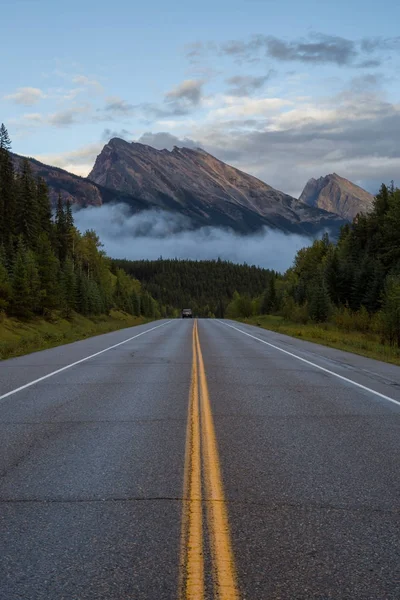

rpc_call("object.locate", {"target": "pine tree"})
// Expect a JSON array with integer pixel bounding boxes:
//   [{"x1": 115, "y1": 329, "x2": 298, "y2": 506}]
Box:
[
  {"x1": 261, "y1": 276, "x2": 277, "y2": 314},
  {"x1": 36, "y1": 233, "x2": 61, "y2": 312},
  {"x1": 11, "y1": 241, "x2": 31, "y2": 317},
  {"x1": 55, "y1": 194, "x2": 68, "y2": 262},
  {"x1": 0, "y1": 124, "x2": 11, "y2": 150},
  {"x1": 15, "y1": 158, "x2": 39, "y2": 249},
  {"x1": 308, "y1": 279, "x2": 331, "y2": 323},
  {"x1": 36, "y1": 177, "x2": 53, "y2": 236},
  {"x1": 381, "y1": 276, "x2": 400, "y2": 346},
  {"x1": 25, "y1": 250, "x2": 41, "y2": 314},
  {"x1": 75, "y1": 271, "x2": 90, "y2": 316},
  {"x1": 0, "y1": 246, "x2": 11, "y2": 312},
  {"x1": 61, "y1": 257, "x2": 76, "y2": 318},
  {"x1": 0, "y1": 125, "x2": 15, "y2": 259}
]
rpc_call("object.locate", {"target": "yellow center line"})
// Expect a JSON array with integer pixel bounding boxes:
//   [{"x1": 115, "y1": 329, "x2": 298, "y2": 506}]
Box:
[
  {"x1": 195, "y1": 321, "x2": 239, "y2": 600},
  {"x1": 179, "y1": 320, "x2": 239, "y2": 600},
  {"x1": 179, "y1": 321, "x2": 204, "y2": 600}
]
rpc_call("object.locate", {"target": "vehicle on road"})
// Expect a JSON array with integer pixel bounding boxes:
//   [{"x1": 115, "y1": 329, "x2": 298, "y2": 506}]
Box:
[{"x1": 181, "y1": 308, "x2": 193, "y2": 318}]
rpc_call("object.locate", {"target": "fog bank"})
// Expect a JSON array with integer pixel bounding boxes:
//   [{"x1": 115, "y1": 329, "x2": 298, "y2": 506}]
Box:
[{"x1": 74, "y1": 203, "x2": 313, "y2": 271}]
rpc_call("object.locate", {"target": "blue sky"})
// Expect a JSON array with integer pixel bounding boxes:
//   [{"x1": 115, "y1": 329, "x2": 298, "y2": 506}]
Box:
[{"x1": 2, "y1": 0, "x2": 400, "y2": 196}]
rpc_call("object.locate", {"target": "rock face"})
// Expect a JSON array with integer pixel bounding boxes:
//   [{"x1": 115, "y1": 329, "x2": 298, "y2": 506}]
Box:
[
  {"x1": 299, "y1": 173, "x2": 374, "y2": 221},
  {"x1": 88, "y1": 138, "x2": 344, "y2": 235}
]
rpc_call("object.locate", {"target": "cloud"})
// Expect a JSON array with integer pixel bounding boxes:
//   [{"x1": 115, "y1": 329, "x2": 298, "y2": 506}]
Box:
[
  {"x1": 225, "y1": 73, "x2": 275, "y2": 96},
  {"x1": 35, "y1": 142, "x2": 103, "y2": 176},
  {"x1": 360, "y1": 36, "x2": 400, "y2": 53},
  {"x1": 48, "y1": 104, "x2": 91, "y2": 126},
  {"x1": 186, "y1": 86, "x2": 400, "y2": 197},
  {"x1": 102, "y1": 128, "x2": 133, "y2": 141},
  {"x1": 102, "y1": 96, "x2": 135, "y2": 115},
  {"x1": 72, "y1": 75, "x2": 103, "y2": 93},
  {"x1": 264, "y1": 34, "x2": 357, "y2": 65},
  {"x1": 4, "y1": 87, "x2": 46, "y2": 106},
  {"x1": 185, "y1": 33, "x2": 399, "y2": 67},
  {"x1": 73, "y1": 203, "x2": 311, "y2": 271},
  {"x1": 207, "y1": 96, "x2": 292, "y2": 119},
  {"x1": 137, "y1": 131, "x2": 199, "y2": 150},
  {"x1": 163, "y1": 79, "x2": 205, "y2": 115}
]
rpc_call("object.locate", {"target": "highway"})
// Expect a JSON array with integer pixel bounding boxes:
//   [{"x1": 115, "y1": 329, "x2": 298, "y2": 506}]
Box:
[{"x1": 0, "y1": 318, "x2": 399, "y2": 599}]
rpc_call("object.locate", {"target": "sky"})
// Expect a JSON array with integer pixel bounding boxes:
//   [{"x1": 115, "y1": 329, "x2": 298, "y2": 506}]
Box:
[{"x1": 2, "y1": 0, "x2": 400, "y2": 197}]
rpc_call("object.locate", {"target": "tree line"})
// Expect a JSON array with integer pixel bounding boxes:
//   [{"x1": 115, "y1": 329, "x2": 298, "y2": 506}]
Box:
[
  {"x1": 112, "y1": 257, "x2": 275, "y2": 318},
  {"x1": 0, "y1": 125, "x2": 159, "y2": 320}
]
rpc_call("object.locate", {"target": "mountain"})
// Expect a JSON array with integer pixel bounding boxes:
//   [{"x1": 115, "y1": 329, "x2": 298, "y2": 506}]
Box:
[
  {"x1": 299, "y1": 173, "x2": 374, "y2": 221},
  {"x1": 88, "y1": 138, "x2": 345, "y2": 235},
  {"x1": 11, "y1": 153, "x2": 154, "y2": 213}
]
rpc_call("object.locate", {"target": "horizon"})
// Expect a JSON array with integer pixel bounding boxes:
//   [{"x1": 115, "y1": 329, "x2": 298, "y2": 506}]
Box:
[{"x1": 2, "y1": 0, "x2": 400, "y2": 197}]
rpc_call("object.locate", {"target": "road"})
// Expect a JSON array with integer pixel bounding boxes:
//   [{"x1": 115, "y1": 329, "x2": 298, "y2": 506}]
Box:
[{"x1": 0, "y1": 318, "x2": 399, "y2": 599}]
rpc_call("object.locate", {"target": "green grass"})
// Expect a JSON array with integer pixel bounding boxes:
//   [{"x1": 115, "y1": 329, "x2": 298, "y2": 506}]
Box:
[
  {"x1": 0, "y1": 310, "x2": 151, "y2": 360},
  {"x1": 239, "y1": 315, "x2": 400, "y2": 366}
]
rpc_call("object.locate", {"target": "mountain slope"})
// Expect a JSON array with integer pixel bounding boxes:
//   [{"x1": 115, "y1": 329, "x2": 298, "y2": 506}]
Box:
[
  {"x1": 88, "y1": 138, "x2": 345, "y2": 235},
  {"x1": 299, "y1": 173, "x2": 374, "y2": 221},
  {"x1": 11, "y1": 153, "x2": 154, "y2": 213}
]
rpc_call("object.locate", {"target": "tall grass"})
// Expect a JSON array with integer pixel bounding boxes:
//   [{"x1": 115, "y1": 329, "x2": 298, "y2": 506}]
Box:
[
  {"x1": 240, "y1": 314, "x2": 400, "y2": 366},
  {"x1": 0, "y1": 310, "x2": 149, "y2": 360}
]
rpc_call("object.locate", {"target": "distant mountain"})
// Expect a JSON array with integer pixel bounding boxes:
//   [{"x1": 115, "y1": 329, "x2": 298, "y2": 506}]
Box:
[
  {"x1": 88, "y1": 138, "x2": 345, "y2": 235},
  {"x1": 299, "y1": 173, "x2": 374, "y2": 221}
]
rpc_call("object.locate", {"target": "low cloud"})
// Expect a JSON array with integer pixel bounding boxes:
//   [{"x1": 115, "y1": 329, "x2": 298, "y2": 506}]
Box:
[
  {"x1": 4, "y1": 87, "x2": 46, "y2": 106},
  {"x1": 73, "y1": 203, "x2": 311, "y2": 271}
]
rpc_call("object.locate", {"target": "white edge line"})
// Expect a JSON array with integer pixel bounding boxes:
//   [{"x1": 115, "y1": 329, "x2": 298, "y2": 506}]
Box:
[
  {"x1": 217, "y1": 320, "x2": 400, "y2": 408},
  {"x1": 0, "y1": 320, "x2": 172, "y2": 402}
]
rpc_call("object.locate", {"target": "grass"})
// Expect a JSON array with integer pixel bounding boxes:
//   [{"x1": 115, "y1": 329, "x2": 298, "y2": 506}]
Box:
[
  {"x1": 238, "y1": 314, "x2": 400, "y2": 367},
  {"x1": 0, "y1": 310, "x2": 151, "y2": 360}
]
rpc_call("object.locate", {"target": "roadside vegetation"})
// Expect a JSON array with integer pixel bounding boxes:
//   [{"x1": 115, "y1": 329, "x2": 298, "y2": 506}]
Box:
[
  {"x1": 225, "y1": 182, "x2": 400, "y2": 364},
  {"x1": 0, "y1": 125, "x2": 165, "y2": 358},
  {"x1": 0, "y1": 311, "x2": 150, "y2": 360}
]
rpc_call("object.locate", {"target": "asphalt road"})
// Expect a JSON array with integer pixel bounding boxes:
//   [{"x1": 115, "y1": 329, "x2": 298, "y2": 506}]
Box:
[{"x1": 0, "y1": 318, "x2": 399, "y2": 599}]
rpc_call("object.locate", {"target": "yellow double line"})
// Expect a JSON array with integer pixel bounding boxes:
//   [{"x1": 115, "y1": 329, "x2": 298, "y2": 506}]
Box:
[{"x1": 179, "y1": 320, "x2": 239, "y2": 600}]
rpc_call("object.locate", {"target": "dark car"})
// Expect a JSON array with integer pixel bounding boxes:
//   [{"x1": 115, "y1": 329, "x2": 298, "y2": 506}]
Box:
[{"x1": 181, "y1": 308, "x2": 193, "y2": 318}]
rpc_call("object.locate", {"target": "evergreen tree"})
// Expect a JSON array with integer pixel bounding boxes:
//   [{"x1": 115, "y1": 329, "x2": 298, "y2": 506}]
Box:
[
  {"x1": 36, "y1": 233, "x2": 60, "y2": 312},
  {"x1": 11, "y1": 241, "x2": 31, "y2": 317},
  {"x1": 15, "y1": 158, "x2": 39, "y2": 249},
  {"x1": 61, "y1": 257, "x2": 76, "y2": 318},
  {"x1": 36, "y1": 177, "x2": 53, "y2": 236},
  {"x1": 25, "y1": 250, "x2": 41, "y2": 314},
  {"x1": 55, "y1": 194, "x2": 68, "y2": 263},
  {"x1": 0, "y1": 124, "x2": 11, "y2": 150},
  {"x1": 0, "y1": 124, "x2": 15, "y2": 260},
  {"x1": 308, "y1": 279, "x2": 331, "y2": 323},
  {"x1": 0, "y1": 246, "x2": 11, "y2": 312}
]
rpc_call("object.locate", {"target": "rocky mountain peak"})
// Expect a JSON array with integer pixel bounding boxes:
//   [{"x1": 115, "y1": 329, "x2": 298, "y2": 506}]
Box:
[{"x1": 299, "y1": 173, "x2": 374, "y2": 221}]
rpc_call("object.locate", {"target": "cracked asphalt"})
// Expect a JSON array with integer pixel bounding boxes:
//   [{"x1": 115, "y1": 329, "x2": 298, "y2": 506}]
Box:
[{"x1": 0, "y1": 318, "x2": 399, "y2": 599}]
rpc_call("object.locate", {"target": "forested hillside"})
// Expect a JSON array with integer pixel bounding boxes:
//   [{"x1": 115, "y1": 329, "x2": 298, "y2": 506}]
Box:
[
  {"x1": 112, "y1": 258, "x2": 275, "y2": 317},
  {"x1": 0, "y1": 125, "x2": 159, "y2": 322}
]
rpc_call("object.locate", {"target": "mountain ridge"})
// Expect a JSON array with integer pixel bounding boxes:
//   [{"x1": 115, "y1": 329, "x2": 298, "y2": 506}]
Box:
[
  {"x1": 88, "y1": 138, "x2": 345, "y2": 235},
  {"x1": 11, "y1": 140, "x2": 374, "y2": 236}
]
